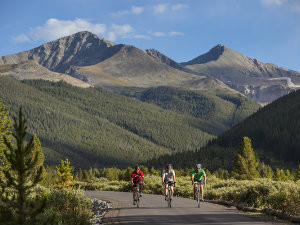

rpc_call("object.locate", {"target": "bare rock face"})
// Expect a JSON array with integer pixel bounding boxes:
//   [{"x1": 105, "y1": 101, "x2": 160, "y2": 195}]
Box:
[
  {"x1": 0, "y1": 31, "x2": 116, "y2": 73},
  {"x1": 182, "y1": 44, "x2": 300, "y2": 104},
  {"x1": 145, "y1": 49, "x2": 197, "y2": 74},
  {"x1": 1, "y1": 32, "x2": 298, "y2": 103},
  {"x1": 0, "y1": 32, "x2": 234, "y2": 92}
]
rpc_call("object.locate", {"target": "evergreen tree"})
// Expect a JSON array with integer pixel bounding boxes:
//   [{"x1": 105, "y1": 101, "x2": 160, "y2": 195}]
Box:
[
  {"x1": 296, "y1": 164, "x2": 300, "y2": 181},
  {"x1": 0, "y1": 100, "x2": 11, "y2": 176},
  {"x1": 274, "y1": 168, "x2": 288, "y2": 181},
  {"x1": 231, "y1": 137, "x2": 259, "y2": 180},
  {"x1": 0, "y1": 108, "x2": 48, "y2": 225},
  {"x1": 32, "y1": 132, "x2": 46, "y2": 180},
  {"x1": 262, "y1": 165, "x2": 274, "y2": 179},
  {"x1": 77, "y1": 168, "x2": 83, "y2": 181},
  {"x1": 56, "y1": 159, "x2": 74, "y2": 188},
  {"x1": 285, "y1": 169, "x2": 294, "y2": 181}
]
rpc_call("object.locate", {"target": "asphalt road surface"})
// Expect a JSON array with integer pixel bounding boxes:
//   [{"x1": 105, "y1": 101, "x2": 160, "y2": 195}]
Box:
[{"x1": 85, "y1": 191, "x2": 288, "y2": 225}]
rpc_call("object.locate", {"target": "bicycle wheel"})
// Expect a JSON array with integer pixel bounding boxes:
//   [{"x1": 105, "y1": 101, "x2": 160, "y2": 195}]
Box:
[
  {"x1": 168, "y1": 188, "x2": 172, "y2": 208},
  {"x1": 197, "y1": 186, "x2": 201, "y2": 208},
  {"x1": 136, "y1": 191, "x2": 140, "y2": 208}
]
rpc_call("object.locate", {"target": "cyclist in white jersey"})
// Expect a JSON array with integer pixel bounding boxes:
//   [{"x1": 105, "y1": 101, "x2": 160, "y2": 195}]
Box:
[{"x1": 162, "y1": 164, "x2": 176, "y2": 200}]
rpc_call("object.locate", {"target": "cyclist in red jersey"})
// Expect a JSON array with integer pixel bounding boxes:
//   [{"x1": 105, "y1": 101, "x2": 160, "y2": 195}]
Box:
[{"x1": 131, "y1": 165, "x2": 144, "y2": 205}]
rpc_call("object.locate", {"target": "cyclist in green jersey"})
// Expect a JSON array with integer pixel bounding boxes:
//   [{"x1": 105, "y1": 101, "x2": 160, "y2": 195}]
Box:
[{"x1": 191, "y1": 164, "x2": 207, "y2": 201}]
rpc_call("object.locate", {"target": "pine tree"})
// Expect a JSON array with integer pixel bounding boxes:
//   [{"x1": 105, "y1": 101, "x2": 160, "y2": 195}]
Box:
[
  {"x1": 262, "y1": 165, "x2": 274, "y2": 179},
  {"x1": 231, "y1": 137, "x2": 259, "y2": 180},
  {"x1": 0, "y1": 100, "x2": 11, "y2": 176},
  {"x1": 77, "y1": 168, "x2": 83, "y2": 181},
  {"x1": 274, "y1": 168, "x2": 288, "y2": 181},
  {"x1": 32, "y1": 132, "x2": 46, "y2": 180},
  {"x1": 56, "y1": 159, "x2": 74, "y2": 187},
  {"x1": 0, "y1": 108, "x2": 48, "y2": 225},
  {"x1": 296, "y1": 164, "x2": 300, "y2": 181}
]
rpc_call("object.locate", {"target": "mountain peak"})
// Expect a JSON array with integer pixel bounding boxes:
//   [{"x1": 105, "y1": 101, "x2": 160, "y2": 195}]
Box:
[{"x1": 182, "y1": 44, "x2": 227, "y2": 65}]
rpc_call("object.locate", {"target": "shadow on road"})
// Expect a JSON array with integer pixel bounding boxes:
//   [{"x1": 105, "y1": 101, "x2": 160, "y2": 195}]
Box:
[{"x1": 109, "y1": 213, "x2": 264, "y2": 225}]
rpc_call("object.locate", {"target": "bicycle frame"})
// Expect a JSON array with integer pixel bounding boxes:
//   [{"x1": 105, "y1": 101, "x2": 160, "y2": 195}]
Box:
[
  {"x1": 166, "y1": 181, "x2": 174, "y2": 208},
  {"x1": 133, "y1": 185, "x2": 140, "y2": 208},
  {"x1": 194, "y1": 181, "x2": 201, "y2": 208}
]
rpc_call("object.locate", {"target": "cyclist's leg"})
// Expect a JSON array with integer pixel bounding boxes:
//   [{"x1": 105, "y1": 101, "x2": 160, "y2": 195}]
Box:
[
  {"x1": 138, "y1": 180, "x2": 143, "y2": 193},
  {"x1": 170, "y1": 183, "x2": 174, "y2": 196},
  {"x1": 200, "y1": 184, "x2": 204, "y2": 199},
  {"x1": 193, "y1": 183, "x2": 197, "y2": 198},
  {"x1": 165, "y1": 183, "x2": 168, "y2": 196},
  {"x1": 132, "y1": 184, "x2": 137, "y2": 200}
]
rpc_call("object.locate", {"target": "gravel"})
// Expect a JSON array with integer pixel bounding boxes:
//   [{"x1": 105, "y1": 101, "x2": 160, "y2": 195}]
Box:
[{"x1": 90, "y1": 198, "x2": 112, "y2": 225}]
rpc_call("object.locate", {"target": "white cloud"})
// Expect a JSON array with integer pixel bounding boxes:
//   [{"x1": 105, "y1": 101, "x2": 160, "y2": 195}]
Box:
[
  {"x1": 132, "y1": 6, "x2": 144, "y2": 15},
  {"x1": 290, "y1": 1, "x2": 300, "y2": 12},
  {"x1": 107, "y1": 32, "x2": 117, "y2": 42},
  {"x1": 104, "y1": 24, "x2": 135, "y2": 41},
  {"x1": 12, "y1": 34, "x2": 30, "y2": 43},
  {"x1": 153, "y1": 4, "x2": 168, "y2": 14},
  {"x1": 261, "y1": 0, "x2": 300, "y2": 13},
  {"x1": 169, "y1": 31, "x2": 184, "y2": 36},
  {"x1": 133, "y1": 35, "x2": 150, "y2": 39},
  {"x1": 111, "y1": 24, "x2": 134, "y2": 35},
  {"x1": 111, "y1": 10, "x2": 129, "y2": 17},
  {"x1": 29, "y1": 18, "x2": 106, "y2": 41},
  {"x1": 171, "y1": 4, "x2": 189, "y2": 10},
  {"x1": 111, "y1": 6, "x2": 144, "y2": 17},
  {"x1": 261, "y1": 0, "x2": 287, "y2": 5},
  {"x1": 153, "y1": 32, "x2": 165, "y2": 37}
]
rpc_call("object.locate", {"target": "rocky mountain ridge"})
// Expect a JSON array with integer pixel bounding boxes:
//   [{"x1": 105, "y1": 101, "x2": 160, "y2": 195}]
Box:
[{"x1": 1, "y1": 31, "x2": 299, "y2": 103}]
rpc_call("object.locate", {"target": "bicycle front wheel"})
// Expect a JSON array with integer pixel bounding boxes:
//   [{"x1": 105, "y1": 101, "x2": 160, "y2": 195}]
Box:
[{"x1": 197, "y1": 188, "x2": 201, "y2": 208}]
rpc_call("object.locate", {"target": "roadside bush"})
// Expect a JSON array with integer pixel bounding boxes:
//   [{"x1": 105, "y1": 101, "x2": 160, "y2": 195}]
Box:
[
  {"x1": 75, "y1": 175, "x2": 300, "y2": 216},
  {"x1": 37, "y1": 188, "x2": 93, "y2": 225}
]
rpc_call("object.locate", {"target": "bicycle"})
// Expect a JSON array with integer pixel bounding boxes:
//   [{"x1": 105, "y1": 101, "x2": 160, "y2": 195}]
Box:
[
  {"x1": 165, "y1": 181, "x2": 175, "y2": 208},
  {"x1": 193, "y1": 181, "x2": 204, "y2": 208},
  {"x1": 133, "y1": 183, "x2": 141, "y2": 208}
]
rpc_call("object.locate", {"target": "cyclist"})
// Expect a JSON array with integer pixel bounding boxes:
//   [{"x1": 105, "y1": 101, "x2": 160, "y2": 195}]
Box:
[
  {"x1": 162, "y1": 164, "x2": 176, "y2": 200},
  {"x1": 191, "y1": 163, "x2": 206, "y2": 201},
  {"x1": 131, "y1": 165, "x2": 144, "y2": 205}
]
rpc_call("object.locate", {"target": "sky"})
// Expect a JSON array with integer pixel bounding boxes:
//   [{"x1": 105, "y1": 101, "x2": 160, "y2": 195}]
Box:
[{"x1": 0, "y1": 0, "x2": 300, "y2": 71}]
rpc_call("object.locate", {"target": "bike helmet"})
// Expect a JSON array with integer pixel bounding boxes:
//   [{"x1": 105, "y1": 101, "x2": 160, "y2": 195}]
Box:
[
  {"x1": 135, "y1": 165, "x2": 140, "y2": 170},
  {"x1": 166, "y1": 164, "x2": 172, "y2": 169},
  {"x1": 195, "y1": 164, "x2": 202, "y2": 169}
]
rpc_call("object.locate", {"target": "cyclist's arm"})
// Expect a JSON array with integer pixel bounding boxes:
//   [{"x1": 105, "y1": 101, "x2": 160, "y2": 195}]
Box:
[
  {"x1": 191, "y1": 174, "x2": 194, "y2": 184},
  {"x1": 173, "y1": 173, "x2": 176, "y2": 183},
  {"x1": 203, "y1": 174, "x2": 207, "y2": 185},
  {"x1": 162, "y1": 174, "x2": 165, "y2": 184},
  {"x1": 131, "y1": 177, "x2": 134, "y2": 185}
]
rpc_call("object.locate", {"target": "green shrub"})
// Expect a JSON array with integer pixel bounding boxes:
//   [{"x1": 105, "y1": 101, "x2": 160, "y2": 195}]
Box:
[{"x1": 38, "y1": 188, "x2": 92, "y2": 225}]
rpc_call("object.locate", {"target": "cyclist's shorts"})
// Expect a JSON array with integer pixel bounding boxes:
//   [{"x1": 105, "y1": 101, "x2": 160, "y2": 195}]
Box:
[
  {"x1": 164, "y1": 180, "x2": 174, "y2": 186},
  {"x1": 133, "y1": 180, "x2": 142, "y2": 187},
  {"x1": 194, "y1": 179, "x2": 204, "y2": 185}
]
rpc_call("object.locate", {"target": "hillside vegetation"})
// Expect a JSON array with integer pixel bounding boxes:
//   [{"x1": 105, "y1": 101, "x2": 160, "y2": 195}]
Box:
[
  {"x1": 150, "y1": 90, "x2": 300, "y2": 170},
  {"x1": 0, "y1": 77, "x2": 214, "y2": 168},
  {"x1": 118, "y1": 86, "x2": 260, "y2": 134}
]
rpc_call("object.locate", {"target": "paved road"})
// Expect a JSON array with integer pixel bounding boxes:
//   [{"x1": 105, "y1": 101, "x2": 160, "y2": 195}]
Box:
[{"x1": 85, "y1": 191, "x2": 288, "y2": 225}]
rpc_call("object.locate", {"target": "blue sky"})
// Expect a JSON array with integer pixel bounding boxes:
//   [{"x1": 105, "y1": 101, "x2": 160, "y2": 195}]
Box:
[{"x1": 1, "y1": 0, "x2": 300, "y2": 71}]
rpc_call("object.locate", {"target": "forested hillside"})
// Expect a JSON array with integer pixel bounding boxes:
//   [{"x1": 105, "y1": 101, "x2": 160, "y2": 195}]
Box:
[
  {"x1": 118, "y1": 86, "x2": 260, "y2": 134},
  {"x1": 0, "y1": 77, "x2": 214, "y2": 168},
  {"x1": 149, "y1": 90, "x2": 300, "y2": 170}
]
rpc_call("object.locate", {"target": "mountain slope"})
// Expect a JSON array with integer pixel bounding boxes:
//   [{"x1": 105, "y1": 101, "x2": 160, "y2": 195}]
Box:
[
  {"x1": 0, "y1": 32, "x2": 235, "y2": 92},
  {"x1": 0, "y1": 60, "x2": 91, "y2": 88},
  {"x1": 145, "y1": 48, "x2": 198, "y2": 75},
  {"x1": 0, "y1": 76, "x2": 215, "y2": 168},
  {"x1": 117, "y1": 86, "x2": 260, "y2": 135},
  {"x1": 182, "y1": 44, "x2": 300, "y2": 104},
  {"x1": 0, "y1": 31, "x2": 115, "y2": 73},
  {"x1": 149, "y1": 89, "x2": 300, "y2": 170}
]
